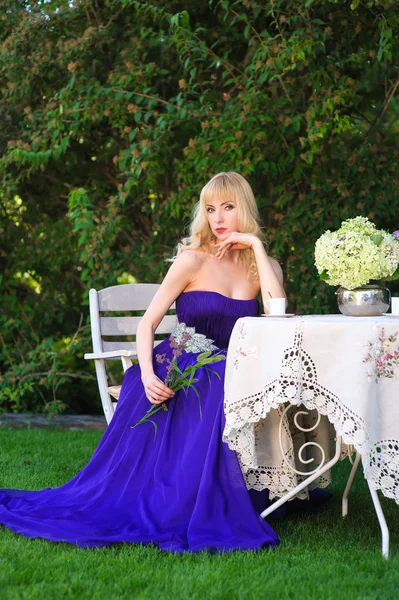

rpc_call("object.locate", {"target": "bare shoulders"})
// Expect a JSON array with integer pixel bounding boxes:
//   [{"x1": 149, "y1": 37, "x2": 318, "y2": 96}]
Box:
[
  {"x1": 178, "y1": 246, "x2": 214, "y2": 265},
  {"x1": 177, "y1": 247, "x2": 208, "y2": 265}
]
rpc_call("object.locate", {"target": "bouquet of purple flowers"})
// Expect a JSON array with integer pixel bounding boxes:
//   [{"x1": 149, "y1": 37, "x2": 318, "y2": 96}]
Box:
[{"x1": 132, "y1": 323, "x2": 226, "y2": 437}]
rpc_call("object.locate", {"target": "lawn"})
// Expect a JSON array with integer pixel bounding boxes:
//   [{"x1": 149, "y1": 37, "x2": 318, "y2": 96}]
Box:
[{"x1": 0, "y1": 430, "x2": 398, "y2": 600}]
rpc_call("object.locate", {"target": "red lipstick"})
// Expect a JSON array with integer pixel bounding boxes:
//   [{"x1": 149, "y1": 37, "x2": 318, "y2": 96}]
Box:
[{"x1": 216, "y1": 228, "x2": 227, "y2": 233}]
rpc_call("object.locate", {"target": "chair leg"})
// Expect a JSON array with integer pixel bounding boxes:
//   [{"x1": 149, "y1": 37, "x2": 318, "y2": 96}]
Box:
[
  {"x1": 94, "y1": 359, "x2": 115, "y2": 425},
  {"x1": 342, "y1": 452, "x2": 361, "y2": 517},
  {"x1": 121, "y1": 356, "x2": 133, "y2": 372}
]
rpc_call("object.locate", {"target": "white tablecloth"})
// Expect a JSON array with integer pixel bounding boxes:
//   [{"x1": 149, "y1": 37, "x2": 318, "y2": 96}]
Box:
[{"x1": 224, "y1": 314, "x2": 399, "y2": 502}]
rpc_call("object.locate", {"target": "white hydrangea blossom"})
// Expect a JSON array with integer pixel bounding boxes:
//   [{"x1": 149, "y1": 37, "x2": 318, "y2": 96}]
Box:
[
  {"x1": 337, "y1": 216, "x2": 377, "y2": 236},
  {"x1": 315, "y1": 217, "x2": 399, "y2": 290}
]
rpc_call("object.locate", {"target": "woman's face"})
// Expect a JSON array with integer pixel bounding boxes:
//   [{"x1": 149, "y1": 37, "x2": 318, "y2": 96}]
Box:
[{"x1": 206, "y1": 196, "x2": 239, "y2": 240}]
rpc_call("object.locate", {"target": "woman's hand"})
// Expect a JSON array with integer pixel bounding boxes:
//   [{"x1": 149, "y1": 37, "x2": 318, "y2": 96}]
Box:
[
  {"x1": 214, "y1": 232, "x2": 262, "y2": 260},
  {"x1": 142, "y1": 373, "x2": 175, "y2": 405}
]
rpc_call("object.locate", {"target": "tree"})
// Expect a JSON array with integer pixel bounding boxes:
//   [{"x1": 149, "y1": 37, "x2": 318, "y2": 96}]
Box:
[{"x1": 1, "y1": 0, "x2": 398, "y2": 412}]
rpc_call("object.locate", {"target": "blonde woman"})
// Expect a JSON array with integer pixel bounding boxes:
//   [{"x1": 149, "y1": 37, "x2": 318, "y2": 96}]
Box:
[{"x1": 0, "y1": 172, "x2": 285, "y2": 553}]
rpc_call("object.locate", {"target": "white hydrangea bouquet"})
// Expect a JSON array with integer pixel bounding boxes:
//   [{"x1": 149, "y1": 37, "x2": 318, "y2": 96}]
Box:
[{"x1": 315, "y1": 216, "x2": 399, "y2": 290}]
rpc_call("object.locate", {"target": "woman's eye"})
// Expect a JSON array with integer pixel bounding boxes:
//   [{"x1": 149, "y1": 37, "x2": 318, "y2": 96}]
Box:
[
  {"x1": 225, "y1": 204, "x2": 235, "y2": 210},
  {"x1": 207, "y1": 207, "x2": 214, "y2": 213}
]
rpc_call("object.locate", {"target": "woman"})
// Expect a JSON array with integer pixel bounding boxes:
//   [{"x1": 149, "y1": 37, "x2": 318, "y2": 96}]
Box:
[{"x1": 0, "y1": 172, "x2": 286, "y2": 552}]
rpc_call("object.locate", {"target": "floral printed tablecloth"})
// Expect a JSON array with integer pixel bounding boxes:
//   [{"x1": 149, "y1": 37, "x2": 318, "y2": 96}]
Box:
[{"x1": 224, "y1": 314, "x2": 399, "y2": 503}]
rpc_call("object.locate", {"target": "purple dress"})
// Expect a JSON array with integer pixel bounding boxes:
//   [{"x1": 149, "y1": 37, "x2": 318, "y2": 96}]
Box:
[{"x1": 0, "y1": 291, "x2": 279, "y2": 552}]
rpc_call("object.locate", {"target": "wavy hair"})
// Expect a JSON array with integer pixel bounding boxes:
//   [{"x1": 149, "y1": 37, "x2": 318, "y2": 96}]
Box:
[{"x1": 173, "y1": 172, "x2": 266, "y2": 278}]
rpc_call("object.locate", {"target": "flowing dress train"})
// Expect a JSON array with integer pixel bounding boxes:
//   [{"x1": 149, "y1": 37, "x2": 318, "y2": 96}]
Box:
[{"x1": 0, "y1": 291, "x2": 279, "y2": 553}]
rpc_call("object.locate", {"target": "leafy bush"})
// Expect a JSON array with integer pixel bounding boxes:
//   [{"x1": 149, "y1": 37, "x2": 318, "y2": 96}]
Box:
[{"x1": 1, "y1": 0, "x2": 398, "y2": 412}]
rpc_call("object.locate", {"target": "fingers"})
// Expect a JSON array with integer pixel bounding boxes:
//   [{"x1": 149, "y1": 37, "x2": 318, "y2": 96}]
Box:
[
  {"x1": 214, "y1": 233, "x2": 256, "y2": 257},
  {"x1": 215, "y1": 242, "x2": 232, "y2": 259},
  {"x1": 153, "y1": 379, "x2": 174, "y2": 396},
  {"x1": 148, "y1": 397, "x2": 165, "y2": 405},
  {"x1": 145, "y1": 378, "x2": 175, "y2": 404},
  {"x1": 146, "y1": 389, "x2": 172, "y2": 403},
  {"x1": 214, "y1": 234, "x2": 240, "y2": 259}
]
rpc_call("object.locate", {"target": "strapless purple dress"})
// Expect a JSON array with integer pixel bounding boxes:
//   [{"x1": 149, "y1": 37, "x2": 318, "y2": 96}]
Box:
[{"x1": 0, "y1": 291, "x2": 279, "y2": 552}]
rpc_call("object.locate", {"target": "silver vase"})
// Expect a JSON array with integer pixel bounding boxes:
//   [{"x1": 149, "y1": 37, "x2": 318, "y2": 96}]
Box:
[{"x1": 336, "y1": 285, "x2": 391, "y2": 317}]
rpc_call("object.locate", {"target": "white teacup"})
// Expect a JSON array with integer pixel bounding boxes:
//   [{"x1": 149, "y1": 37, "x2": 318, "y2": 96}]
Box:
[
  {"x1": 391, "y1": 297, "x2": 399, "y2": 315},
  {"x1": 265, "y1": 297, "x2": 286, "y2": 316}
]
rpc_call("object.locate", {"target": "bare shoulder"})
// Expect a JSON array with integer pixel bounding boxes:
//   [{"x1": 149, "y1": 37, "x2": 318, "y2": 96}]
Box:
[
  {"x1": 268, "y1": 256, "x2": 284, "y2": 283},
  {"x1": 173, "y1": 248, "x2": 207, "y2": 271}
]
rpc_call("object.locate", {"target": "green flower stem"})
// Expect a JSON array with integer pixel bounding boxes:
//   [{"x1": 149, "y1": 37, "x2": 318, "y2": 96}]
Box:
[{"x1": 131, "y1": 402, "x2": 168, "y2": 430}]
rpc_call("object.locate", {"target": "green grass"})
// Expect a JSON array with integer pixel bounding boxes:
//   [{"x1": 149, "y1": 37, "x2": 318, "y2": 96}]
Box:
[{"x1": 0, "y1": 430, "x2": 398, "y2": 600}]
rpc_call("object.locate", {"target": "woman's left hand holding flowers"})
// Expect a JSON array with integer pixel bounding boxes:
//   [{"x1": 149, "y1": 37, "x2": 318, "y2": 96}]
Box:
[{"x1": 214, "y1": 232, "x2": 261, "y2": 259}]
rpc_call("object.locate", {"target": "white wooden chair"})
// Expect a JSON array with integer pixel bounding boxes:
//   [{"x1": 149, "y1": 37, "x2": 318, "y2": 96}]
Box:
[{"x1": 84, "y1": 284, "x2": 176, "y2": 424}]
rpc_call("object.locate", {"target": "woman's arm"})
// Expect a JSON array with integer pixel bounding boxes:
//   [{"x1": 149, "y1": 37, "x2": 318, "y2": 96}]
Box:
[
  {"x1": 214, "y1": 234, "x2": 286, "y2": 311},
  {"x1": 136, "y1": 250, "x2": 201, "y2": 405},
  {"x1": 251, "y1": 240, "x2": 286, "y2": 311}
]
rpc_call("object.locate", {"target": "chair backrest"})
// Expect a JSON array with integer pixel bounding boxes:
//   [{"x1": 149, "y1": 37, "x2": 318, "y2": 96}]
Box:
[{"x1": 89, "y1": 283, "x2": 176, "y2": 358}]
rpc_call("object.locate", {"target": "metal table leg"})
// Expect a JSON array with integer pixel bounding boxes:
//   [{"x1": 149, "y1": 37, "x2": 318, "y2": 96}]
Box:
[
  {"x1": 260, "y1": 430, "x2": 390, "y2": 559},
  {"x1": 341, "y1": 451, "x2": 389, "y2": 558},
  {"x1": 260, "y1": 435, "x2": 342, "y2": 519},
  {"x1": 367, "y1": 482, "x2": 390, "y2": 559},
  {"x1": 342, "y1": 451, "x2": 361, "y2": 517}
]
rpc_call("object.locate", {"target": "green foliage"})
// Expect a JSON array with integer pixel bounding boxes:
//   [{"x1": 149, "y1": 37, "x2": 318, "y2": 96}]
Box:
[{"x1": 1, "y1": 0, "x2": 399, "y2": 412}]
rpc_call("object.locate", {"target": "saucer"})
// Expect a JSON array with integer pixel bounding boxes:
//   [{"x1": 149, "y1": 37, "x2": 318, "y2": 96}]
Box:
[
  {"x1": 381, "y1": 314, "x2": 399, "y2": 318},
  {"x1": 261, "y1": 313, "x2": 296, "y2": 318}
]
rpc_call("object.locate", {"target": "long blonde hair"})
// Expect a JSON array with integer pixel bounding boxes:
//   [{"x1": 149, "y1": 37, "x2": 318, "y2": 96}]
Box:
[{"x1": 174, "y1": 172, "x2": 266, "y2": 278}]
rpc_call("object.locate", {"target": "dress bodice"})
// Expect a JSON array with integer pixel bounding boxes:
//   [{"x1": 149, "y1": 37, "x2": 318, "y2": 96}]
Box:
[{"x1": 175, "y1": 291, "x2": 259, "y2": 349}]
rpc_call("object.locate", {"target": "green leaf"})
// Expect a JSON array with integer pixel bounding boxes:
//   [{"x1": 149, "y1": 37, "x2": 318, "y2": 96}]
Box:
[
  {"x1": 370, "y1": 233, "x2": 383, "y2": 246},
  {"x1": 384, "y1": 267, "x2": 399, "y2": 282},
  {"x1": 205, "y1": 367, "x2": 221, "y2": 380},
  {"x1": 293, "y1": 165, "x2": 303, "y2": 180},
  {"x1": 320, "y1": 270, "x2": 330, "y2": 281},
  {"x1": 149, "y1": 420, "x2": 158, "y2": 441}
]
